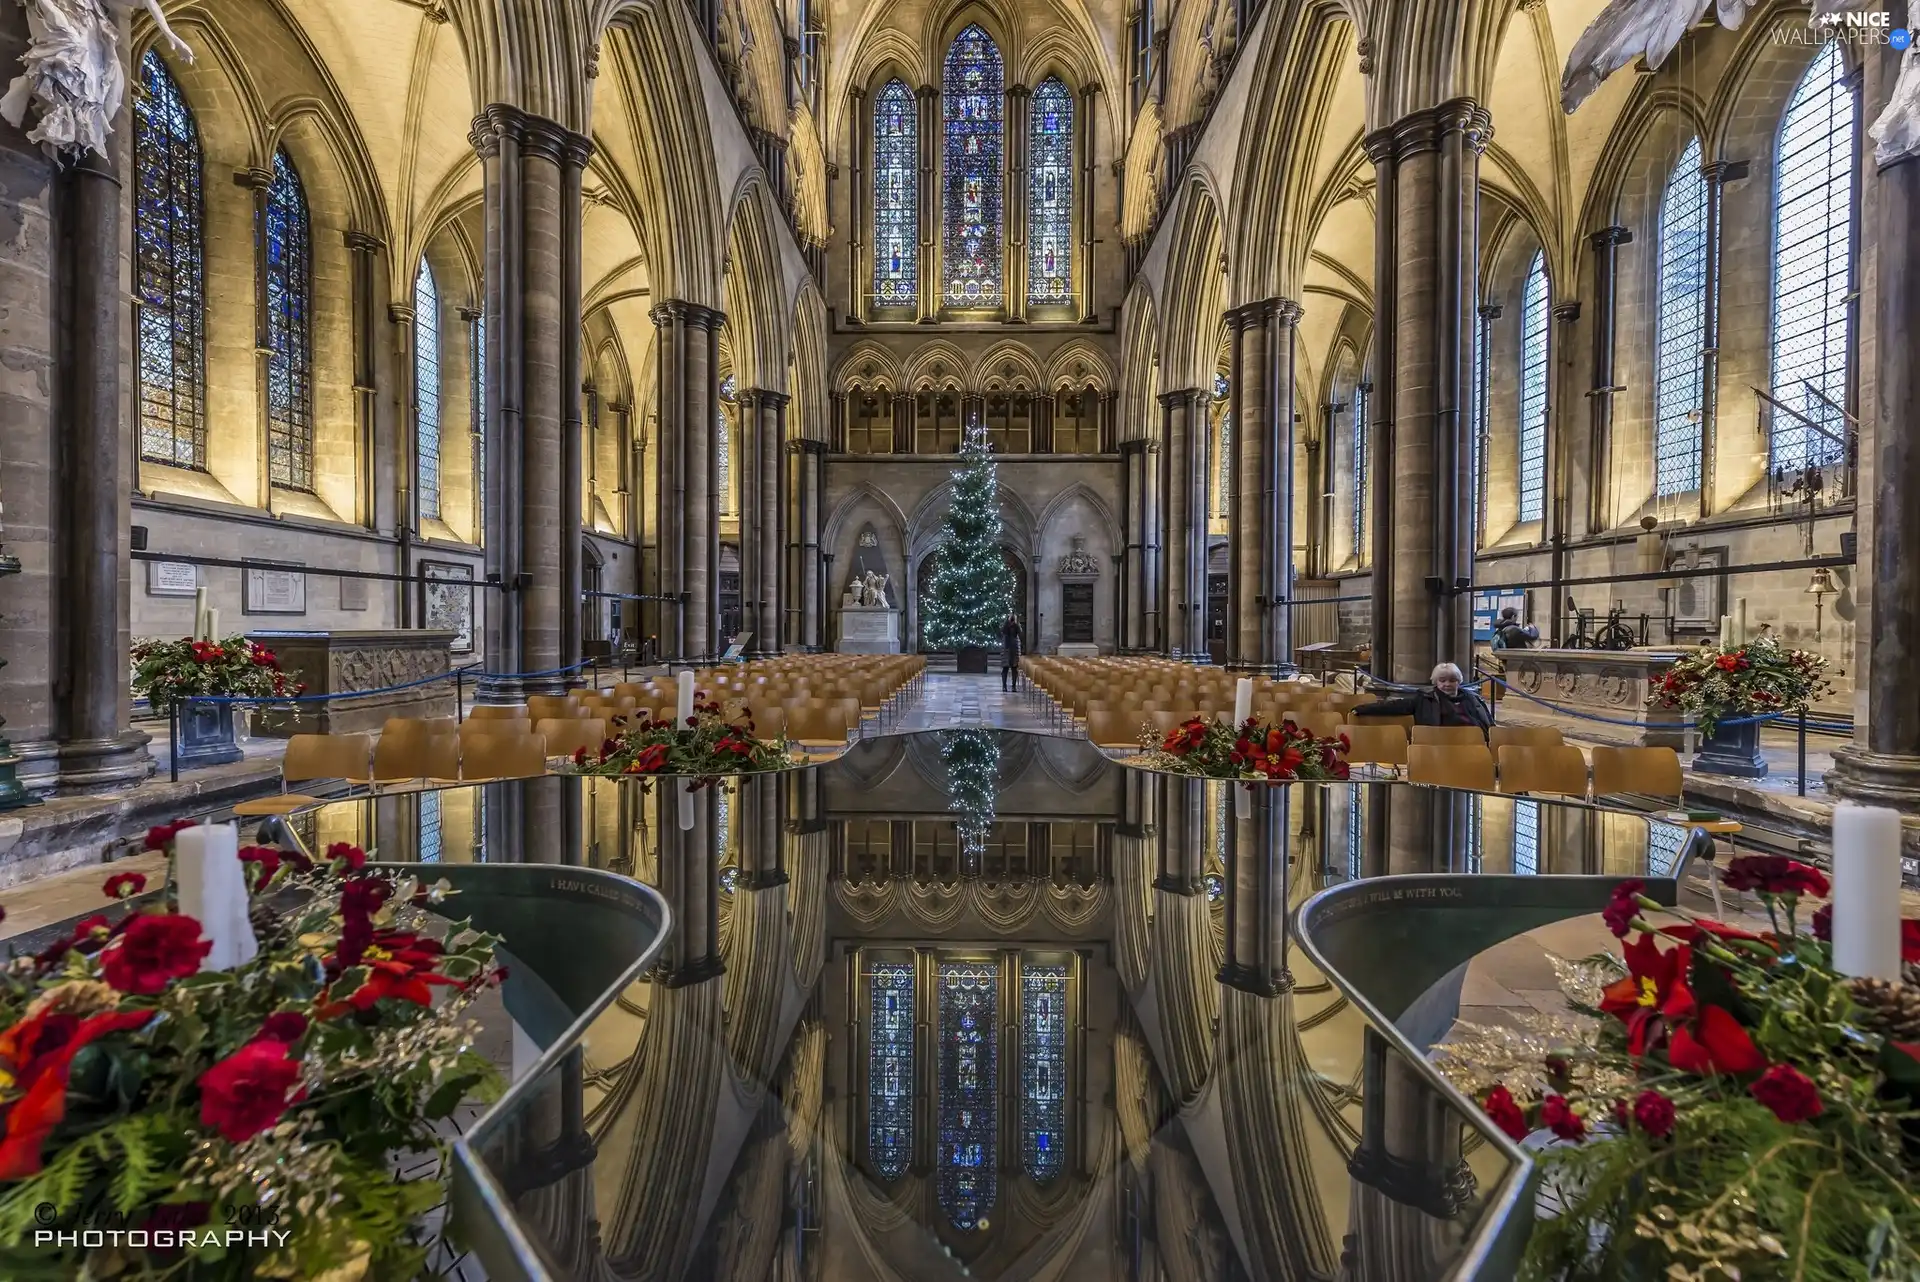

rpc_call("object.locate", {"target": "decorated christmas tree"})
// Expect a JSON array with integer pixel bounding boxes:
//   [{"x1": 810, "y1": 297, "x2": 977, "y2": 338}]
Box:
[{"x1": 923, "y1": 424, "x2": 1015, "y2": 650}]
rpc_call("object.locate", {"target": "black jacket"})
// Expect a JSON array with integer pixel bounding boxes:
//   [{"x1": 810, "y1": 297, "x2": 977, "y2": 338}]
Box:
[
  {"x1": 1000, "y1": 619, "x2": 1023, "y2": 658},
  {"x1": 1354, "y1": 687, "x2": 1492, "y2": 731}
]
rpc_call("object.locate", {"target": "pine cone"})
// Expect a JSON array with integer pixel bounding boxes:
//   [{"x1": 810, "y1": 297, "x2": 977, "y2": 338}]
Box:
[{"x1": 1848, "y1": 975, "x2": 1920, "y2": 1041}]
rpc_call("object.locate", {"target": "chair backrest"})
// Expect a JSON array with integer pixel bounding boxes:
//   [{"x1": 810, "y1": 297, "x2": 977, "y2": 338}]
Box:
[
  {"x1": 1086, "y1": 709, "x2": 1145, "y2": 749},
  {"x1": 461, "y1": 717, "x2": 532, "y2": 741},
  {"x1": 787, "y1": 704, "x2": 850, "y2": 744},
  {"x1": 1411, "y1": 724, "x2": 1489, "y2": 746},
  {"x1": 459, "y1": 732, "x2": 549, "y2": 781},
  {"x1": 1338, "y1": 723, "x2": 1408, "y2": 767},
  {"x1": 372, "y1": 731, "x2": 459, "y2": 782},
  {"x1": 1591, "y1": 746, "x2": 1683, "y2": 800},
  {"x1": 283, "y1": 733, "x2": 374, "y2": 785},
  {"x1": 468, "y1": 703, "x2": 529, "y2": 722},
  {"x1": 1497, "y1": 744, "x2": 1590, "y2": 797},
  {"x1": 1408, "y1": 743, "x2": 1495, "y2": 791},
  {"x1": 381, "y1": 716, "x2": 457, "y2": 740},
  {"x1": 534, "y1": 717, "x2": 608, "y2": 758},
  {"x1": 527, "y1": 695, "x2": 583, "y2": 722},
  {"x1": 1490, "y1": 724, "x2": 1565, "y2": 751},
  {"x1": 1281, "y1": 709, "x2": 1344, "y2": 739}
]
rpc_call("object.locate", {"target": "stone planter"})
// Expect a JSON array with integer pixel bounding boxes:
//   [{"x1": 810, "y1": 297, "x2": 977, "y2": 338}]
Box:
[
  {"x1": 1694, "y1": 717, "x2": 1767, "y2": 778},
  {"x1": 956, "y1": 646, "x2": 990, "y2": 674},
  {"x1": 172, "y1": 699, "x2": 241, "y2": 768}
]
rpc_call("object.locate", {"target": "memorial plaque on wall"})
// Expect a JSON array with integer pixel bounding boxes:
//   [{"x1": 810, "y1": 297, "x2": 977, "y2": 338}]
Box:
[{"x1": 1061, "y1": 582, "x2": 1095, "y2": 643}]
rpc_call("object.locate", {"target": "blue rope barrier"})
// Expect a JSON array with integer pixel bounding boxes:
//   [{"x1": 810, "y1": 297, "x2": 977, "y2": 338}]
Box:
[{"x1": 1479, "y1": 672, "x2": 1785, "y2": 730}]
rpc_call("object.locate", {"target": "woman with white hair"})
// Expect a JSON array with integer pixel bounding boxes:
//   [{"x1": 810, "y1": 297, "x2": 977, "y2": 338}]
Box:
[{"x1": 1351, "y1": 662, "x2": 1493, "y2": 734}]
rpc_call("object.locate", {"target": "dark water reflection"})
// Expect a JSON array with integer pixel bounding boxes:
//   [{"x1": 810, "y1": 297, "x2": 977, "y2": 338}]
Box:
[{"x1": 311, "y1": 731, "x2": 1680, "y2": 1281}]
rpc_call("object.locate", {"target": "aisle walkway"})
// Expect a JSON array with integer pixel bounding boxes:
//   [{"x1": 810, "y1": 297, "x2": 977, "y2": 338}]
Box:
[{"x1": 880, "y1": 673, "x2": 1064, "y2": 735}]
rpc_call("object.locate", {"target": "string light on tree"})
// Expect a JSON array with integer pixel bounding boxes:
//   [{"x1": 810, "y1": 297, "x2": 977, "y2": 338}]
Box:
[{"x1": 923, "y1": 423, "x2": 1015, "y2": 652}]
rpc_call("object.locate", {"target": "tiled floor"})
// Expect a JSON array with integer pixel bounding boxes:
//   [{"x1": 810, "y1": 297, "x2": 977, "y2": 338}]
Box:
[{"x1": 876, "y1": 673, "x2": 1066, "y2": 735}]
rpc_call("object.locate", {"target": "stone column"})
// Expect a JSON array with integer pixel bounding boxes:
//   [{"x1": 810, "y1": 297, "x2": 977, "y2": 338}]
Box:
[
  {"x1": 892, "y1": 391, "x2": 913, "y2": 454},
  {"x1": 236, "y1": 166, "x2": 274, "y2": 511},
  {"x1": 470, "y1": 106, "x2": 593, "y2": 695},
  {"x1": 735, "y1": 772, "x2": 787, "y2": 888},
  {"x1": 1153, "y1": 776, "x2": 1207, "y2": 893},
  {"x1": 1227, "y1": 299, "x2": 1301, "y2": 669},
  {"x1": 1005, "y1": 84, "x2": 1030, "y2": 322},
  {"x1": 1364, "y1": 101, "x2": 1489, "y2": 683},
  {"x1": 796, "y1": 440, "x2": 826, "y2": 648},
  {"x1": 1159, "y1": 390, "x2": 1207, "y2": 656},
  {"x1": 847, "y1": 85, "x2": 868, "y2": 323},
  {"x1": 1827, "y1": 127, "x2": 1920, "y2": 830},
  {"x1": 1078, "y1": 84, "x2": 1099, "y2": 323},
  {"x1": 916, "y1": 85, "x2": 940, "y2": 323},
  {"x1": 1140, "y1": 439, "x2": 1162, "y2": 650},
  {"x1": 346, "y1": 232, "x2": 383, "y2": 528},
  {"x1": 1584, "y1": 229, "x2": 1630, "y2": 532},
  {"x1": 1546, "y1": 300, "x2": 1580, "y2": 637},
  {"x1": 1219, "y1": 786, "x2": 1292, "y2": 995},
  {"x1": 753, "y1": 391, "x2": 787, "y2": 651},
  {"x1": 658, "y1": 783, "x2": 724, "y2": 985},
  {"x1": 650, "y1": 301, "x2": 723, "y2": 660}
]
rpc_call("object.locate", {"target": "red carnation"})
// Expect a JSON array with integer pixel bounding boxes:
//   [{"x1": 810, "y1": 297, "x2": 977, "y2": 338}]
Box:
[
  {"x1": 1602, "y1": 878, "x2": 1645, "y2": 938},
  {"x1": 1540, "y1": 1094, "x2": 1586, "y2": 1142},
  {"x1": 102, "y1": 871, "x2": 148, "y2": 900},
  {"x1": 1482, "y1": 1084, "x2": 1528, "y2": 1141},
  {"x1": 257, "y1": 1011, "x2": 310, "y2": 1043},
  {"x1": 197, "y1": 1040, "x2": 305, "y2": 1143},
  {"x1": 1630, "y1": 1089, "x2": 1676, "y2": 1139},
  {"x1": 237, "y1": 846, "x2": 281, "y2": 890},
  {"x1": 100, "y1": 913, "x2": 212, "y2": 995},
  {"x1": 1715, "y1": 654, "x2": 1740, "y2": 672},
  {"x1": 571, "y1": 745, "x2": 589, "y2": 766},
  {"x1": 625, "y1": 743, "x2": 670, "y2": 774},
  {"x1": 326, "y1": 842, "x2": 367, "y2": 871},
  {"x1": 144, "y1": 820, "x2": 193, "y2": 853},
  {"x1": 1721, "y1": 855, "x2": 1828, "y2": 899},
  {"x1": 1748, "y1": 1063, "x2": 1822, "y2": 1124}
]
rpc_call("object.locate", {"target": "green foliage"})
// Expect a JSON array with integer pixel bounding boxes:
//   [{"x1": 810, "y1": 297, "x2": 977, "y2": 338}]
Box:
[
  {"x1": 1647, "y1": 635, "x2": 1832, "y2": 736},
  {"x1": 940, "y1": 729, "x2": 999, "y2": 852},
  {"x1": 130, "y1": 635, "x2": 303, "y2": 714},
  {"x1": 923, "y1": 427, "x2": 1015, "y2": 650},
  {"x1": 560, "y1": 695, "x2": 798, "y2": 776}
]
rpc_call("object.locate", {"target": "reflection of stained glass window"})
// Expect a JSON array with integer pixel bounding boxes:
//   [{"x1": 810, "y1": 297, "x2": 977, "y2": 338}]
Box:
[
  {"x1": 942, "y1": 26, "x2": 1004, "y2": 308},
  {"x1": 1514, "y1": 799, "x2": 1540, "y2": 875},
  {"x1": 1346, "y1": 783, "x2": 1362, "y2": 881},
  {"x1": 419, "y1": 791, "x2": 442, "y2": 863},
  {"x1": 938, "y1": 960, "x2": 998, "y2": 1229},
  {"x1": 1648, "y1": 821, "x2": 1686, "y2": 876},
  {"x1": 1655, "y1": 138, "x2": 1708, "y2": 497},
  {"x1": 874, "y1": 80, "x2": 918, "y2": 307},
  {"x1": 716, "y1": 785, "x2": 731, "y2": 856},
  {"x1": 1027, "y1": 77, "x2": 1073, "y2": 306},
  {"x1": 1465, "y1": 795, "x2": 1483, "y2": 873},
  {"x1": 869, "y1": 961, "x2": 915, "y2": 1181},
  {"x1": 134, "y1": 53, "x2": 206, "y2": 471},
  {"x1": 1519, "y1": 252, "x2": 1550, "y2": 522},
  {"x1": 1021, "y1": 964, "x2": 1068, "y2": 1182},
  {"x1": 266, "y1": 148, "x2": 314, "y2": 492},
  {"x1": 415, "y1": 260, "x2": 441, "y2": 521}
]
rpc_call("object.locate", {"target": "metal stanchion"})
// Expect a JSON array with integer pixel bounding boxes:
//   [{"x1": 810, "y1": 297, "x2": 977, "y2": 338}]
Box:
[
  {"x1": 1797, "y1": 707, "x2": 1808, "y2": 797},
  {"x1": 455, "y1": 669, "x2": 466, "y2": 723},
  {"x1": 169, "y1": 704, "x2": 179, "y2": 783}
]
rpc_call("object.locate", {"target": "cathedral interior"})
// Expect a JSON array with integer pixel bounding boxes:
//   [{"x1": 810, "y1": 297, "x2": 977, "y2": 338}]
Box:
[{"x1": 0, "y1": 0, "x2": 1914, "y2": 1276}]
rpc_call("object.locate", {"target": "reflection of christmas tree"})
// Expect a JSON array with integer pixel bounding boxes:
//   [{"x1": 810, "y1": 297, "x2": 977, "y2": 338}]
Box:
[
  {"x1": 924, "y1": 425, "x2": 1015, "y2": 650},
  {"x1": 940, "y1": 729, "x2": 999, "y2": 866}
]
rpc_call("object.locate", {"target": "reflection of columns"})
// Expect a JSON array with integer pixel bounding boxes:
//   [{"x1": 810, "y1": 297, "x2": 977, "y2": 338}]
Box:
[
  {"x1": 1153, "y1": 777, "x2": 1207, "y2": 893},
  {"x1": 1346, "y1": 1026, "x2": 1474, "y2": 1274},
  {"x1": 736, "y1": 775, "x2": 787, "y2": 888},
  {"x1": 471, "y1": 105, "x2": 593, "y2": 694},
  {"x1": 1159, "y1": 390, "x2": 1206, "y2": 656},
  {"x1": 795, "y1": 440, "x2": 826, "y2": 648},
  {"x1": 1227, "y1": 298, "x2": 1302, "y2": 669},
  {"x1": 1364, "y1": 100, "x2": 1489, "y2": 682},
  {"x1": 1005, "y1": 84, "x2": 1030, "y2": 322},
  {"x1": 1220, "y1": 786, "x2": 1292, "y2": 994},
  {"x1": 916, "y1": 85, "x2": 940, "y2": 323},
  {"x1": 660, "y1": 783, "x2": 724, "y2": 984},
  {"x1": 650, "y1": 301, "x2": 724, "y2": 660},
  {"x1": 1584, "y1": 229, "x2": 1629, "y2": 533},
  {"x1": 1827, "y1": 133, "x2": 1920, "y2": 827}
]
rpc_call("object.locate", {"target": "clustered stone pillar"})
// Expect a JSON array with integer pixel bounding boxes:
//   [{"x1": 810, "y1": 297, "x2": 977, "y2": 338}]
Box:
[
  {"x1": 1226, "y1": 298, "x2": 1301, "y2": 670},
  {"x1": 1364, "y1": 100, "x2": 1489, "y2": 683},
  {"x1": 795, "y1": 439, "x2": 827, "y2": 649},
  {"x1": 737, "y1": 389, "x2": 787, "y2": 654},
  {"x1": 658, "y1": 784, "x2": 724, "y2": 985},
  {"x1": 650, "y1": 302, "x2": 723, "y2": 660},
  {"x1": 1153, "y1": 776, "x2": 1207, "y2": 894},
  {"x1": 1159, "y1": 389, "x2": 1207, "y2": 656},
  {"x1": 915, "y1": 84, "x2": 940, "y2": 323},
  {"x1": 471, "y1": 105, "x2": 593, "y2": 696},
  {"x1": 1583, "y1": 228, "x2": 1629, "y2": 533},
  {"x1": 1219, "y1": 786, "x2": 1292, "y2": 995}
]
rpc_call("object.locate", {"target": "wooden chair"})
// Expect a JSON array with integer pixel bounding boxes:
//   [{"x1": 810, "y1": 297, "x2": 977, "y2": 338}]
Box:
[
  {"x1": 459, "y1": 732, "x2": 549, "y2": 781},
  {"x1": 1280, "y1": 709, "x2": 1344, "y2": 738},
  {"x1": 460, "y1": 717, "x2": 532, "y2": 742},
  {"x1": 536, "y1": 717, "x2": 608, "y2": 758},
  {"x1": 234, "y1": 733, "x2": 376, "y2": 815},
  {"x1": 1497, "y1": 744, "x2": 1590, "y2": 797},
  {"x1": 1338, "y1": 723, "x2": 1409, "y2": 770},
  {"x1": 381, "y1": 715, "x2": 457, "y2": 739},
  {"x1": 1412, "y1": 724, "x2": 1489, "y2": 746},
  {"x1": 1591, "y1": 746, "x2": 1683, "y2": 801},
  {"x1": 1087, "y1": 709, "x2": 1146, "y2": 750},
  {"x1": 372, "y1": 731, "x2": 459, "y2": 784},
  {"x1": 527, "y1": 695, "x2": 583, "y2": 722},
  {"x1": 1408, "y1": 743, "x2": 1495, "y2": 791},
  {"x1": 468, "y1": 703, "x2": 530, "y2": 722},
  {"x1": 1490, "y1": 725, "x2": 1564, "y2": 751},
  {"x1": 786, "y1": 704, "x2": 850, "y2": 750}
]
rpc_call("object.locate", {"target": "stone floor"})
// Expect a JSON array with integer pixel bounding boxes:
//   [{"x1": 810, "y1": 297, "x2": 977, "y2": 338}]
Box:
[{"x1": 875, "y1": 672, "x2": 1067, "y2": 736}]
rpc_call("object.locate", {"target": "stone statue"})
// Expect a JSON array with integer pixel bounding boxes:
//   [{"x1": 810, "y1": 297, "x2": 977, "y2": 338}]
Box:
[
  {"x1": 1, "y1": 0, "x2": 192, "y2": 162},
  {"x1": 862, "y1": 571, "x2": 891, "y2": 610}
]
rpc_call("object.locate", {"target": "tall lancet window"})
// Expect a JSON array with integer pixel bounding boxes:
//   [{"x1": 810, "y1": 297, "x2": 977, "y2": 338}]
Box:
[
  {"x1": 1655, "y1": 138, "x2": 1709, "y2": 496},
  {"x1": 873, "y1": 79, "x2": 918, "y2": 307},
  {"x1": 265, "y1": 148, "x2": 314, "y2": 492},
  {"x1": 1770, "y1": 42, "x2": 1856, "y2": 469},
  {"x1": 1518, "y1": 251, "x2": 1550, "y2": 522},
  {"x1": 414, "y1": 260, "x2": 441, "y2": 521},
  {"x1": 942, "y1": 26, "x2": 1004, "y2": 307},
  {"x1": 1027, "y1": 77, "x2": 1073, "y2": 306},
  {"x1": 134, "y1": 52, "x2": 207, "y2": 471},
  {"x1": 1020, "y1": 964, "x2": 1068, "y2": 1182},
  {"x1": 1352, "y1": 377, "x2": 1369, "y2": 556},
  {"x1": 867, "y1": 961, "x2": 914, "y2": 1181},
  {"x1": 938, "y1": 960, "x2": 998, "y2": 1228}
]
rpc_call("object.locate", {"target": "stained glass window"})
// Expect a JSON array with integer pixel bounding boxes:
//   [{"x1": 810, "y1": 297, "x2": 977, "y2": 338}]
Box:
[
  {"x1": 414, "y1": 260, "x2": 441, "y2": 521},
  {"x1": 1464, "y1": 795, "x2": 1483, "y2": 874},
  {"x1": 266, "y1": 148, "x2": 314, "y2": 492},
  {"x1": 472, "y1": 309, "x2": 486, "y2": 536},
  {"x1": 1770, "y1": 43, "x2": 1855, "y2": 469},
  {"x1": 874, "y1": 80, "x2": 918, "y2": 308},
  {"x1": 1027, "y1": 77, "x2": 1073, "y2": 306},
  {"x1": 419, "y1": 791, "x2": 442, "y2": 863},
  {"x1": 938, "y1": 960, "x2": 998, "y2": 1229},
  {"x1": 1214, "y1": 372, "x2": 1231, "y2": 518},
  {"x1": 1346, "y1": 783, "x2": 1363, "y2": 882},
  {"x1": 1518, "y1": 252, "x2": 1550, "y2": 522},
  {"x1": 1473, "y1": 308, "x2": 1489, "y2": 539},
  {"x1": 1513, "y1": 799, "x2": 1540, "y2": 875},
  {"x1": 1352, "y1": 379, "x2": 1368, "y2": 556},
  {"x1": 869, "y1": 960, "x2": 914, "y2": 1181},
  {"x1": 1021, "y1": 964, "x2": 1068, "y2": 1183},
  {"x1": 942, "y1": 27, "x2": 1004, "y2": 308},
  {"x1": 1655, "y1": 138, "x2": 1709, "y2": 496},
  {"x1": 134, "y1": 53, "x2": 206, "y2": 471},
  {"x1": 718, "y1": 374, "x2": 736, "y2": 516}
]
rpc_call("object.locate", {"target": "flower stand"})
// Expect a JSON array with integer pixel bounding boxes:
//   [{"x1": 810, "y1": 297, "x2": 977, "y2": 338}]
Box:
[
  {"x1": 1693, "y1": 718, "x2": 1767, "y2": 778},
  {"x1": 173, "y1": 699, "x2": 241, "y2": 768}
]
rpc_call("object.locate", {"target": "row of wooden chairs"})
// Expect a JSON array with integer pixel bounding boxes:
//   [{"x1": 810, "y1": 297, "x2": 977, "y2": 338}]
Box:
[
  {"x1": 1406, "y1": 742, "x2": 1683, "y2": 801},
  {"x1": 233, "y1": 725, "x2": 552, "y2": 815}
]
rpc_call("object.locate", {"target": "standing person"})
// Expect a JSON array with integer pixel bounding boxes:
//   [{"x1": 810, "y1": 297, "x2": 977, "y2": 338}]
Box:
[
  {"x1": 1000, "y1": 613, "x2": 1023, "y2": 692},
  {"x1": 1352, "y1": 663, "x2": 1493, "y2": 734},
  {"x1": 1491, "y1": 607, "x2": 1533, "y2": 651}
]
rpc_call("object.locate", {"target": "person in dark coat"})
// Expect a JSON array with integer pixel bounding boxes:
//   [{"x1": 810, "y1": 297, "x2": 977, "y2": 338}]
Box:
[
  {"x1": 1352, "y1": 662, "x2": 1493, "y2": 733},
  {"x1": 1000, "y1": 614, "x2": 1024, "y2": 692},
  {"x1": 1490, "y1": 607, "x2": 1533, "y2": 651}
]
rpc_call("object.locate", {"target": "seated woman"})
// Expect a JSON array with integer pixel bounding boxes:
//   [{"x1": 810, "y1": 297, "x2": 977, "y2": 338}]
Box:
[{"x1": 1352, "y1": 662, "x2": 1492, "y2": 733}]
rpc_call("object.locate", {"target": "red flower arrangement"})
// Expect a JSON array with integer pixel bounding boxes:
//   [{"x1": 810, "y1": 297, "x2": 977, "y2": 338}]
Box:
[
  {"x1": 1138, "y1": 715, "x2": 1350, "y2": 782},
  {"x1": 558, "y1": 691, "x2": 797, "y2": 777},
  {"x1": 1646, "y1": 636, "x2": 1830, "y2": 737},
  {"x1": 131, "y1": 635, "x2": 307, "y2": 715}
]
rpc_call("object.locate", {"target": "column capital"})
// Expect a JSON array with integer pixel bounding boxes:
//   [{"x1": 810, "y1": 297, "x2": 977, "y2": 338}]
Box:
[
  {"x1": 1478, "y1": 302, "x2": 1504, "y2": 320},
  {"x1": 1590, "y1": 225, "x2": 1633, "y2": 249},
  {"x1": 470, "y1": 103, "x2": 593, "y2": 165},
  {"x1": 649, "y1": 299, "x2": 726, "y2": 331},
  {"x1": 1157, "y1": 388, "x2": 1202, "y2": 409},
  {"x1": 343, "y1": 230, "x2": 384, "y2": 254},
  {"x1": 457, "y1": 305, "x2": 482, "y2": 323},
  {"x1": 388, "y1": 302, "x2": 416, "y2": 325},
  {"x1": 1008, "y1": 82, "x2": 1031, "y2": 99},
  {"x1": 1552, "y1": 300, "x2": 1582, "y2": 324},
  {"x1": 1702, "y1": 159, "x2": 1749, "y2": 185},
  {"x1": 749, "y1": 389, "x2": 793, "y2": 408},
  {"x1": 232, "y1": 166, "x2": 274, "y2": 191}
]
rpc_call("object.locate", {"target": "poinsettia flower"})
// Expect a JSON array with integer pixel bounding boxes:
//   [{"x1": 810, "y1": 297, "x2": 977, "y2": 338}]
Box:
[
  {"x1": 1599, "y1": 934, "x2": 1695, "y2": 1057},
  {"x1": 1668, "y1": 1003, "x2": 1766, "y2": 1076},
  {"x1": 0, "y1": 1008, "x2": 152, "y2": 1178}
]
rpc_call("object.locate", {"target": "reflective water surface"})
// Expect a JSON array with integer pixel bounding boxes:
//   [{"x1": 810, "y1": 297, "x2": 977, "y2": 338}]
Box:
[{"x1": 307, "y1": 731, "x2": 1680, "y2": 1281}]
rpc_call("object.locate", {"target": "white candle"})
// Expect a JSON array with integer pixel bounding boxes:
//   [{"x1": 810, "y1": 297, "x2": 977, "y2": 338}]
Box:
[
  {"x1": 1831, "y1": 803, "x2": 1902, "y2": 980},
  {"x1": 677, "y1": 781, "x2": 694, "y2": 830},
  {"x1": 172, "y1": 822, "x2": 258, "y2": 972},
  {"x1": 193, "y1": 587, "x2": 208, "y2": 639},
  {"x1": 676, "y1": 670, "x2": 696, "y2": 726},
  {"x1": 1233, "y1": 677, "x2": 1253, "y2": 730},
  {"x1": 205, "y1": 608, "x2": 220, "y2": 641},
  {"x1": 1718, "y1": 615, "x2": 1732, "y2": 650}
]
